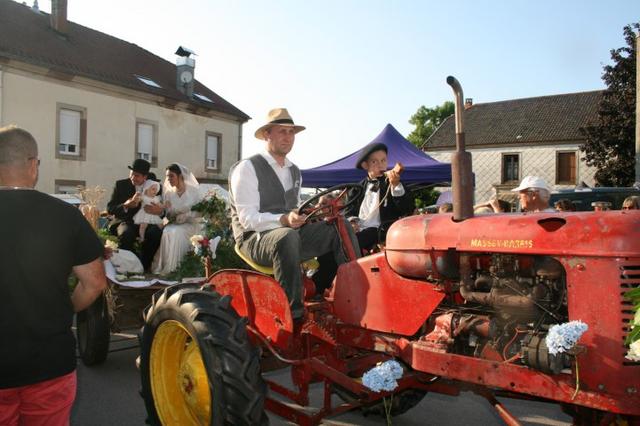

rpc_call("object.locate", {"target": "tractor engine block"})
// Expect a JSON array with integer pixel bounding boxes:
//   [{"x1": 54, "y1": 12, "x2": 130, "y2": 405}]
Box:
[{"x1": 422, "y1": 253, "x2": 569, "y2": 374}]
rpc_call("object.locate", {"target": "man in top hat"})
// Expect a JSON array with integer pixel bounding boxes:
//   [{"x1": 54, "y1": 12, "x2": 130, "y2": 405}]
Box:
[
  {"x1": 344, "y1": 142, "x2": 414, "y2": 252},
  {"x1": 229, "y1": 108, "x2": 360, "y2": 320},
  {"x1": 511, "y1": 175, "x2": 555, "y2": 213},
  {"x1": 107, "y1": 159, "x2": 163, "y2": 271}
]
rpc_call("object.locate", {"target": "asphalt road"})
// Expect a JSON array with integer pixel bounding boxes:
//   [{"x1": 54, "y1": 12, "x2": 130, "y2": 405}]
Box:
[{"x1": 71, "y1": 329, "x2": 573, "y2": 426}]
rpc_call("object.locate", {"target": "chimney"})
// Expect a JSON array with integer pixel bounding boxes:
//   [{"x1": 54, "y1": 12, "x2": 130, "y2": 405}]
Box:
[
  {"x1": 464, "y1": 98, "x2": 473, "y2": 109},
  {"x1": 175, "y1": 46, "x2": 196, "y2": 98},
  {"x1": 50, "y1": 0, "x2": 68, "y2": 34}
]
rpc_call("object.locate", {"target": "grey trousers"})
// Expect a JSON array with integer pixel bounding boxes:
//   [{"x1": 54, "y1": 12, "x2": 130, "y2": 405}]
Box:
[{"x1": 239, "y1": 220, "x2": 360, "y2": 319}]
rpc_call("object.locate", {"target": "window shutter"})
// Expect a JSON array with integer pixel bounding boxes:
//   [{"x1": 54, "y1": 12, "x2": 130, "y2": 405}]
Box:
[
  {"x1": 59, "y1": 109, "x2": 81, "y2": 153},
  {"x1": 207, "y1": 135, "x2": 218, "y2": 169},
  {"x1": 137, "y1": 123, "x2": 153, "y2": 160}
]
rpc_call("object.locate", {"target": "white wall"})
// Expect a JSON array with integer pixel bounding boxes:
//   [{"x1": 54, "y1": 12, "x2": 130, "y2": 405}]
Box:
[
  {"x1": 1, "y1": 68, "x2": 242, "y2": 208},
  {"x1": 428, "y1": 145, "x2": 597, "y2": 203}
]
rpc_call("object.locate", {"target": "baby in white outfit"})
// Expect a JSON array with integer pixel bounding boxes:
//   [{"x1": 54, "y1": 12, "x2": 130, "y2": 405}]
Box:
[{"x1": 133, "y1": 180, "x2": 163, "y2": 242}]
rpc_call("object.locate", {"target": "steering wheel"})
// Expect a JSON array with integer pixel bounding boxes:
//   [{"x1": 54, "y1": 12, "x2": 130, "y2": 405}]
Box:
[{"x1": 297, "y1": 183, "x2": 363, "y2": 223}]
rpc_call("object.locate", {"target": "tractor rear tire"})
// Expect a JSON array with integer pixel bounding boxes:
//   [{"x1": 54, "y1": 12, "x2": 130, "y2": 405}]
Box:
[
  {"x1": 139, "y1": 284, "x2": 268, "y2": 426},
  {"x1": 76, "y1": 292, "x2": 111, "y2": 366}
]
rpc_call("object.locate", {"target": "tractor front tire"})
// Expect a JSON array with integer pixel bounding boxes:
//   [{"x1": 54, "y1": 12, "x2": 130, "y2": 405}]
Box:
[
  {"x1": 139, "y1": 284, "x2": 268, "y2": 426},
  {"x1": 76, "y1": 292, "x2": 111, "y2": 366}
]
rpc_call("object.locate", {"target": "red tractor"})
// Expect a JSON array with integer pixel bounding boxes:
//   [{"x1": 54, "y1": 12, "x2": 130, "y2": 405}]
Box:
[{"x1": 138, "y1": 77, "x2": 640, "y2": 425}]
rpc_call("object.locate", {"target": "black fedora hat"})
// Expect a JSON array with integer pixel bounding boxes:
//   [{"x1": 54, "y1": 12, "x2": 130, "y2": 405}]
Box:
[
  {"x1": 128, "y1": 159, "x2": 151, "y2": 175},
  {"x1": 355, "y1": 142, "x2": 388, "y2": 169}
]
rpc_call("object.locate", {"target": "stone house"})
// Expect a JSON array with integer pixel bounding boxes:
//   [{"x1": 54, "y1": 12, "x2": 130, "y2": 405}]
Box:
[
  {"x1": 0, "y1": 0, "x2": 249, "y2": 207},
  {"x1": 423, "y1": 90, "x2": 602, "y2": 205}
]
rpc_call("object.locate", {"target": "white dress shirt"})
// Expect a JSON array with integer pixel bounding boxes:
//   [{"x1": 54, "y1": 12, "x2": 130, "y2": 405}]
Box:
[
  {"x1": 230, "y1": 151, "x2": 300, "y2": 233},
  {"x1": 359, "y1": 181, "x2": 405, "y2": 229}
]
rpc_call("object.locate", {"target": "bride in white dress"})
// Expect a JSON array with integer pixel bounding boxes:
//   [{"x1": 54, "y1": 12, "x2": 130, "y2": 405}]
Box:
[{"x1": 151, "y1": 163, "x2": 202, "y2": 275}]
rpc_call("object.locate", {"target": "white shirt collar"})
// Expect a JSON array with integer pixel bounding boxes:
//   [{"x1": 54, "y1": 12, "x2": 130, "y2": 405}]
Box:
[{"x1": 260, "y1": 150, "x2": 292, "y2": 168}]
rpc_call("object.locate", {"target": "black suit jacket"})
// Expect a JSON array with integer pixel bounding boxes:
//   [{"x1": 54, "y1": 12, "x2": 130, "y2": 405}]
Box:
[
  {"x1": 345, "y1": 177, "x2": 414, "y2": 225},
  {"x1": 107, "y1": 178, "x2": 139, "y2": 230}
]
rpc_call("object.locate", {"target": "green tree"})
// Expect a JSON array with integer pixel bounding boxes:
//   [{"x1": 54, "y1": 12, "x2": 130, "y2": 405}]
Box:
[
  {"x1": 580, "y1": 23, "x2": 638, "y2": 186},
  {"x1": 407, "y1": 101, "x2": 454, "y2": 147},
  {"x1": 407, "y1": 101, "x2": 454, "y2": 209}
]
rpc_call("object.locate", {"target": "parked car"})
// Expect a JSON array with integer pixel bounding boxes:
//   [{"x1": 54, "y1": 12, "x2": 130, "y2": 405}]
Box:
[{"x1": 549, "y1": 187, "x2": 640, "y2": 211}]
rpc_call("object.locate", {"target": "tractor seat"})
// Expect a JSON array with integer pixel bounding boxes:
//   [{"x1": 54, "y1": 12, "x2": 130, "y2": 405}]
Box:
[
  {"x1": 234, "y1": 245, "x2": 274, "y2": 275},
  {"x1": 233, "y1": 245, "x2": 320, "y2": 277}
]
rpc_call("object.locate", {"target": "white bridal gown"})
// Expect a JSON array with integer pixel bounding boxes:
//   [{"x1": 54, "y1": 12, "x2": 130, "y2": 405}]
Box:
[{"x1": 151, "y1": 185, "x2": 202, "y2": 275}]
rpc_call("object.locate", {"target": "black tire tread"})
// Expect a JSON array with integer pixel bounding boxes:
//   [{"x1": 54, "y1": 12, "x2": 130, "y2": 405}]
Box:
[
  {"x1": 362, "y1": 389, "x2": 427, "y2": 418},
  {"x1": 140, "y1": 286, "x2": 268, "y2": 426},
  {"x1": 76, "y1": 292, "x2": 110, "y2": 366}
]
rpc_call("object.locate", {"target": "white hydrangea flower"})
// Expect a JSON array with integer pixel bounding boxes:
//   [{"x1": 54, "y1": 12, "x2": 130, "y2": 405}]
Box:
[
  {"x1": 104, "y1": 240, "x2": 118, "y2": 250},
  {"x1": 626, "y1": 340, "x2": 640, "y2": 362},
  {"x1": 189, "y1": 234, "x2": 204, "y2": 248},
  {"x1": 546, "y1": 320, "x2": 589, "y2": 355}
]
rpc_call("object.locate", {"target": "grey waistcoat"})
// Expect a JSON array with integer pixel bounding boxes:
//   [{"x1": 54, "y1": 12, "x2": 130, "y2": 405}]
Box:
[{"x1": 230, "y1": 154, "x2": 301, "y2": 244}]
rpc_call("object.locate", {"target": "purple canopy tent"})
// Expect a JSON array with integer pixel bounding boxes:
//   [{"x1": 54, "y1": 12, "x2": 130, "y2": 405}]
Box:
[{"x1": 300, "y1": 124, "x2": 452, "y2": 187}]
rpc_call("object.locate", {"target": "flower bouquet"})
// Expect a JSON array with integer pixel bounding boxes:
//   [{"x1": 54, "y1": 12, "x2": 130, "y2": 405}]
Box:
[
  {"x1": 544, "y1": 320, "x2": 589, "y2": 399},
  {"x1": 189, "y1": 234, "x2": 221, "y2": 276},
  {"x1": 362, "y1": 360, "x2": 404, "y2": 425}
]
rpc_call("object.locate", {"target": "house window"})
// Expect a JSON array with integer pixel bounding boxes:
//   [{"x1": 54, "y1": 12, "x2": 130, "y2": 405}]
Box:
[
  {"x1": 56, "y1": 104, "x2": 87, "y2": 160},
  {"x1": 501, "y1": 153, "x2": 520, "y2": 184},
  {"x1": 136, "y1": 121, "x2": 158, "y2": 167},
  {"x1": 205, "y1": 132, "x2": 221, "y2": 172},
  {"x1": 135, "y1": 75, "x2": 162, "y2": 88},
  {"x1": 54, "y1": 179, "x2": 85, "y2": 194},
  {"x1": 556, "y1": 151, "x2": 577, "y2": 184}
]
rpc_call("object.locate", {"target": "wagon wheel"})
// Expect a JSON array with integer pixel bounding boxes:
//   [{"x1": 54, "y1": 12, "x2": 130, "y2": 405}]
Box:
[
  {"x1": 76, "y1": 291, "x2": 111, "y2": 366},
  {"x1": 139, "y1": 284, "x2": 268, "y2": 426}
]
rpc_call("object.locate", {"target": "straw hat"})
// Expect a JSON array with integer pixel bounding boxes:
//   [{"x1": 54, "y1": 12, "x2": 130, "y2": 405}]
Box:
[{"x1": 254, "y1": 108, "x2": 306, "y2": 140}]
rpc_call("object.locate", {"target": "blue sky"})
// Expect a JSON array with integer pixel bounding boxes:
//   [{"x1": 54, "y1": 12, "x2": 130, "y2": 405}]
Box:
[{"x1": 33, "y1": 0, "x2": 640, "y2": 168}]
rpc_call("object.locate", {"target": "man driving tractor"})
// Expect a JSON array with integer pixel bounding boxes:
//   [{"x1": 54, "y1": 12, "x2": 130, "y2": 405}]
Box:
[{"x1": 229, "y1": 108, "x2": 360, "y2": 320}]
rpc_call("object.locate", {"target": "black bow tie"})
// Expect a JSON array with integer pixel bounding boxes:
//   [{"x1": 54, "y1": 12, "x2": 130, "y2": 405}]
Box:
[{"x1": 366, "y1": 177, "x2": 383, "y2": 192}]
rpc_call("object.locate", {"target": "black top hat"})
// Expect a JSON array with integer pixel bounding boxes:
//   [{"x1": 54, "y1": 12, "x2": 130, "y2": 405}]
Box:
[
  {"x1": 355, "y1": 142, "x2": 388, "y2": 169},
  {"x1": 128, "y1": 159, "x2": 151, "y2": 175}
]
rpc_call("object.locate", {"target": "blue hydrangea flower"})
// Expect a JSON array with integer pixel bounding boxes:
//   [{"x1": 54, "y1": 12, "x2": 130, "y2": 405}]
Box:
[
  {"x1": 362, "y1": 360, "x2": 404, "y2": 393},
  {"x1": 545, "y1": 320, "x2": 589, "y2": 355}
]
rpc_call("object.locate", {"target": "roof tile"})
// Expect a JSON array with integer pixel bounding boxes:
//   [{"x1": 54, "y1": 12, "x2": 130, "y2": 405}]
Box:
[
  {"x1": 425, "y1": 90, "x2": 602, "y2": 149},
  {"x1": 0, "y1": 0, "x2": 249, "y2": 120}
]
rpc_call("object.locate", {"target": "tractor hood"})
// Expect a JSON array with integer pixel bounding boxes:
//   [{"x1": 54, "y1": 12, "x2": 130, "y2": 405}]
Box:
[{"x1": 385, "y1": 211, "x2": 640, "y2": 278}]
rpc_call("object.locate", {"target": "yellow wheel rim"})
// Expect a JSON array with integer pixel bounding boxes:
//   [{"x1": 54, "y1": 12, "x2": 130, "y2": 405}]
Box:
[{"x1": 150, "y1": 320, "x2": 211, "y2": 425}]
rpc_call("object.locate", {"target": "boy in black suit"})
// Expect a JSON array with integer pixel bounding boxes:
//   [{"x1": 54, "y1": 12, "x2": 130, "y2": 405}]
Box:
[
  {"x1": 107, "y1": 159, "x2": 163, "y2": 271},
  {"x1": 344, "y1": 142, "x2": 413, "y2": 252}
]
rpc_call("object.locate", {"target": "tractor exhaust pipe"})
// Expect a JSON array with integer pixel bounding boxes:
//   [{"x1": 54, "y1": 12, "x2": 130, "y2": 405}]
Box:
[{"x1": 447, "y1": 76, "x2": 474, "y2": 221}]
